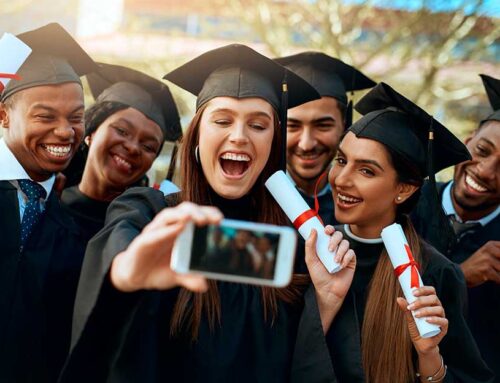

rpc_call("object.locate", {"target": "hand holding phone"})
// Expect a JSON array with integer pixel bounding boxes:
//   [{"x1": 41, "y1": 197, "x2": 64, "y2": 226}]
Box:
[
  {"x1": 110, "y1": 202, "x2": 222, "y2": 292},
  {"x1": 171, "y1": 219, "x2": 297, "y2": 287}
]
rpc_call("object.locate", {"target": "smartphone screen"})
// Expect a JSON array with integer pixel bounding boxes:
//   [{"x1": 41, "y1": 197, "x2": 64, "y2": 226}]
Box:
[{"x1": 189, "y1": 224, "x2": 281, "y2": 280}]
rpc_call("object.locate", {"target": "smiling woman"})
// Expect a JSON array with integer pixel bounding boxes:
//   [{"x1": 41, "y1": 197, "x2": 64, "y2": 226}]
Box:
[
  {"x1": 60, "y1": 63, "x2": 181, "y2": 242},
  {"x1": 293, "y1": 83, "x2": 494, "y2": 383},
  {"x1": 58, "y1": 44, "x2": 328, "y2": 383}
]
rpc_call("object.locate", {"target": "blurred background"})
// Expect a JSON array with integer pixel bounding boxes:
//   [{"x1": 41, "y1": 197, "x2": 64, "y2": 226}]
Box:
[{"x1": 1, "y1": 0, "x2": 499, "y2": 183}]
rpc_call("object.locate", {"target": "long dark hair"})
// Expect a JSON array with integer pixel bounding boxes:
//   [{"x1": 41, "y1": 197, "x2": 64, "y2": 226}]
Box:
[
  {"x1": 170, "y1": 103, "x2": 309, "y2": 339},
  {"x1": 361, "y1": 146, "x2": 425, "y2": 383}
]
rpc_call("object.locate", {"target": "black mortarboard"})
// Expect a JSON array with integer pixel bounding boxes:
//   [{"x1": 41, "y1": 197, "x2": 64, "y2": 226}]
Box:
[
  {"x1": 87, "y1": 63, "x2": 182, "y2": 142},
  {"x1": 164, "y1": 44, "x2": 320, "y2": 169},
  {"x1": 275, "y1": 51, "x2": 376, "y2": 127},
  {"x1": 275, "y1": 52, "x2": 375, "y2": 105},
  {"x1": 479, "y1": 74, "x2": 500, "y2": 124},
  {"x1": 351, "y1": 82, "x2": 470, "y2": 177},
  {"x1": 351, "y1": 82, "x2": 471, "y2": 252},
  {"x1": 1, "y1": 23, "x2": 98, "y2": 102}
]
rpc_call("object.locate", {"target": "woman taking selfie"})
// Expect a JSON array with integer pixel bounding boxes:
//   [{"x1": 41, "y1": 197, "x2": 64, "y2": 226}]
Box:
[
  {"x1": 59, "y1": 45, "x2": 355, "y2": 382},
  {"x1": 61, "y1": 63, "x2": 182, "y2": 242},
  {"x1": 294, "y1": 83, "x2": 493, "y2": 382}
]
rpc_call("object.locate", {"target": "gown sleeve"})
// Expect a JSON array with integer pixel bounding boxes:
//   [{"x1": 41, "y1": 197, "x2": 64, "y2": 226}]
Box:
[
  {"x1": 59, "y1": 187, "x2": 168, "y2": 382},
  {"x1": 421, "y1": 244, "x2": 494, "y2": 383},
  {"x1": 291, "y1": 285, "x2": 337, "y2": 383}
]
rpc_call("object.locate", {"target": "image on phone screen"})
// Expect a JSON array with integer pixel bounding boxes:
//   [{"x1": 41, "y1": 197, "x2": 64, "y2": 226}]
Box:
[{"x1": 189, "y1": 225, "x2": 280, "y2": 280}]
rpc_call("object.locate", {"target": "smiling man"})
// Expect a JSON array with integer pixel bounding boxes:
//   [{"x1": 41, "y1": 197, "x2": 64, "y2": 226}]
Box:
[
  {"x1": 412, "y1": 74, "x2": 500, "y2": 378},
  {"x1": 276, "y1": 52, "x2": 375, "y2": 225},
  {"x1": 0, "y1": 24, "x2": 97, "y2": 382}
]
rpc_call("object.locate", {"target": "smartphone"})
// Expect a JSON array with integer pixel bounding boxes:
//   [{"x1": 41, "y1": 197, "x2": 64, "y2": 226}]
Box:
[{"x1": 171, "y1": 219, "x2": 297, "y2": 287}]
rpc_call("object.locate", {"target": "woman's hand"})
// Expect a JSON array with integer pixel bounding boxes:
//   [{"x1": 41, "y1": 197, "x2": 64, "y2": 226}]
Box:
[
  {"x1": 396, "y1": 286, "x2": 448, "y2": 355},
  {"x1": 305, "y1": 226, "x2": 356, "y2": 333},
  {"x1": 110, "y1": 202, "x2": 223, "y2": 293},
  {"x1": 397, "y1": 286, "x2": 448, "y2": 380}
]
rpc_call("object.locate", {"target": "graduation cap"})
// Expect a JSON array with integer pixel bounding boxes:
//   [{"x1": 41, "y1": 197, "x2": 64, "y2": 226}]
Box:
[
  {"x1": 87, "y1": 63, "x2": 182, "y2": 142},
  {"x1": 351, "y1": 82, "x2": 471, "y2": 251},
  {"x1": 164, "y1": 44, "x2": 320, "y2": 170},
  {"x1": 1, "y1": 23, "x2": 98, "y2": 102},
  {"x1": 275, "y1": 51, "x2": 376, "y2": 127},
  {"x1": 479, "y1": 74, "x2": 500, "y2": 124},
  {"x1": 352, "y1": 82, "x2": 471, "y2": 177}
]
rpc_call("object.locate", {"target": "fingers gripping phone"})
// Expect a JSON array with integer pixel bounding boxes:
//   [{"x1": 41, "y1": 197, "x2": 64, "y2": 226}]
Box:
[{"x1": 171, "y1": 219, "x2": 297, "y2": 287}]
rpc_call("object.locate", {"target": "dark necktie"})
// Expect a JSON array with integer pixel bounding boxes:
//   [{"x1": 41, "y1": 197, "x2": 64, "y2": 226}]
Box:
[
  {"x1": 18, "y1": 179, "x2": 47, "y2": 249},
  {"x1": 448, "y1": 214, "x2": 481, "y2": 240}
]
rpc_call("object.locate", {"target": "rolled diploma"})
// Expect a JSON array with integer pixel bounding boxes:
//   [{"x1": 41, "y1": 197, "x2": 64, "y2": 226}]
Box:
[
  {"x1": 265, "y1": 170, "x2": 341, "y2": 273},
  {"x1": 0, "y1": 33, "x2": 32, "y2": 88},
  {"x1": 381, "y1": 223, "x2": 441, "y2": 338}
]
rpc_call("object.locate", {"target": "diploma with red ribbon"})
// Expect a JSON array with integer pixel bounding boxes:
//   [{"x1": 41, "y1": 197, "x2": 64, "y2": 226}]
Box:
[
  {"x1": 265, "y1": 170, "x2": 341, "y2": 273},
  {"x1": 381, "y1": 223, "x2": 441, "y2": 338},
  {"x1": 0, "y1": 32, "x2": 32, "y2": 93}
]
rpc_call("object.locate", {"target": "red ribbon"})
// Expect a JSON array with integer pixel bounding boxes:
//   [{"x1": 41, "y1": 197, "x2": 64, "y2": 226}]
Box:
[
  {"x1": 394, "y1": 244, "x2": 421, "y2": 288},
  {"x1": 0, "y1": 73, "x2": 22, "y2": 92},
  {"x1": 313, "y1": 170, "x2": 327, "y2": 226},
  {"x1": 293, "y1": 209, "x2": 317, "y2": 230}
]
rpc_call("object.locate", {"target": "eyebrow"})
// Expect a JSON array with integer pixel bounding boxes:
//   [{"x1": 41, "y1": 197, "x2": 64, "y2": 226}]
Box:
[
  {"x1": 114, "y1": 118, "x2": 162, "y2": 144},
  {"x1": 211, "y1": 108, "x2": 272, "y2": 120},
  {"x1": 478, "y1": 137, "x2": 496, "y2": 149},
  {"x1": 312, "y1": 116, "x2": 336, "y2": 125},
  {"x1": 31, "y1": 103, "x2": 84, "y2": 115},
  {"x1": 287, "y1": 116, "x2": 337, "y2": 124},
  {"x1": 337, "y1": 148, "x2": 385, "y2": 171}
]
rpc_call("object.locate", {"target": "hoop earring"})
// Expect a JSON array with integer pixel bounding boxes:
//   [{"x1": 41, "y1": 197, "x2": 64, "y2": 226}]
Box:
[{"x1": 194, "y1": 145, "x2": 200, "y2": 164}]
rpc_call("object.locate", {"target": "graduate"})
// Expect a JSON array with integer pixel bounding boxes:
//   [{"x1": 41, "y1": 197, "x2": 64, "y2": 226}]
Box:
[
  {"x1": 60, "y1": 63, "x2": 182, "y2": 242},
  {"x1": 0, "y1": 24, "x2": 97, "y2": 382},
  {"x1": 59, "y1": 44, "x2": 354, "y2": 383},
  {"x1": 412, "y1": 74, "x2": 500, "y2": 380},
  {"x1": 276, "y1": 52, "x2": 375, "y2": 227},
  {"x1": 293, "y1": 83, "x2": 494, "y2": 382}
]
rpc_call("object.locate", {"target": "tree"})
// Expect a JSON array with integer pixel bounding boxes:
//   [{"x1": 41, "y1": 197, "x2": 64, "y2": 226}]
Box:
[{"x1": 223, "y1": 0, "x2": 499, "y2": 135}]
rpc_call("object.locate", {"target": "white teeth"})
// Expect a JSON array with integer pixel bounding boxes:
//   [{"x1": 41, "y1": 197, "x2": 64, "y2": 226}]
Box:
[
  {"x1": 220, "y1": 152, "x2": 251, "y2": 162},
  {"x1": 465, "y1": 174, "x2": 487, "y2": 192},
  {"x1": 338, "y1": 193, "x2": 362, "y2": 203},
  {"x1": 114, "y1": 155, "x2": 132, "y2": 169},
  {"x1": 42, "y1": 144, "x2": 71, "y2": 157}
]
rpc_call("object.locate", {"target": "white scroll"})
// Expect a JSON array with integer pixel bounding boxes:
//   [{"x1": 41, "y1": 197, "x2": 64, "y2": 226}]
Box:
[
  {"x1": 381, "y1": 223, "x2": 441, "y2": 338},
  {"x1": 0, "y1": 33, "x2": 32, "y2": 89},
  {"x1": 265, "y1": 170, "x2": 341, "y2": 273}
]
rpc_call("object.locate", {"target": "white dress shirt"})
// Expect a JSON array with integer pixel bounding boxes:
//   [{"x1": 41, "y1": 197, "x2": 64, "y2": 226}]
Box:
[
  {"x1": 0, "y1": 138, "x2": 55, "y2": 220},
  {"x1": 442, "y1": 181, "x2": 500, "y2": 226}
]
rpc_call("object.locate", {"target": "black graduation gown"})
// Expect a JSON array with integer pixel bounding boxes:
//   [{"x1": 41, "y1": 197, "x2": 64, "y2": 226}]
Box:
[
  {"x1": 59, "y1": 187, "x2": 304, "y2": 383},
  {"x1": 61, "y1": 185, "x2": 111, "y2": 243},
  {"x1": 412, "y1": 181, "x2": 500, "y2": 381},
  {"x1": 291, "y1": 225, "x2": 494, "y2": 383},
  {"x1": 0, "y1": 181, "x2": 86, "y2": 383}
]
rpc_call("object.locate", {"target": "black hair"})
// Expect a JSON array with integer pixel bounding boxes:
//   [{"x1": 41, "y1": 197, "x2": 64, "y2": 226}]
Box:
[{"x1": 385, "y1": 146, "x2": 424, "y2": 218}]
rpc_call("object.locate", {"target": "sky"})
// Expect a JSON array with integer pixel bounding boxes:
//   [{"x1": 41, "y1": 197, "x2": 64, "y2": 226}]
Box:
[{"x1": 343, "y1": 0, "x2": 500, "y2": 17}]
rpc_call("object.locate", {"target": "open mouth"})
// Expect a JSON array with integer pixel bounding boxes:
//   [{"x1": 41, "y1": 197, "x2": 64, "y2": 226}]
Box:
[
  {"x1": 112, "y1": 154, "x2": 133, "y2": 173},
  {"x1": 41, "y1": 144, "x2": 72, "y2": 158},
  {"x1": 219, "y1": 152, "x2": 251, "y2": 178},
  {"x1": 465, "y1": 174, "x2": 488, "y2": 193},
  {"x1": 336, "y1": 192, "x2": 363, "y2": 207}
]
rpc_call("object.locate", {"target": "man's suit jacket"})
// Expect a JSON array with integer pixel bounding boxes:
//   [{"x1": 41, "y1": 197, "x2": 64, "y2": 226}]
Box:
[{"x1": 0, "y1": 181, "x2": 86, "y2": 383}]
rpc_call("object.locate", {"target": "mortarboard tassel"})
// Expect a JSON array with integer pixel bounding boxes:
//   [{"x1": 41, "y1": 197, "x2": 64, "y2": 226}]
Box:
[
  {"x1": 166, "y1": 140, "x2": 180, "y2": 181},
  {"x1": 345, "y1": 99, "x2": 353, "y2": 128},
  {"x1": 280, "y1": 71, "x2": 289, "y2": 171},
  {"x1": 427, "y1": 118, "x2": 457, "y2": 253}
]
